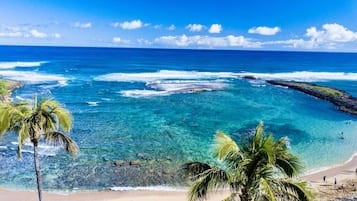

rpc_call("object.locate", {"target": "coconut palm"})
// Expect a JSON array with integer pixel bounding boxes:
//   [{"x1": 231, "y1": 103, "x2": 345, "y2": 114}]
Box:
[
  {"x1": 0, "y1": 96, "x2": 79, "y2": 201},
  {"x1": 182, "y1": 122, "x2": 314, "y2": 201}
]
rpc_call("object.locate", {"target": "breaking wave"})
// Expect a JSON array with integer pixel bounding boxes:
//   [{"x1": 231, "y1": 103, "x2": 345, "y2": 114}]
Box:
[
  {"x1": 121, "y1": 80, "x2": 229, "y2": 98},
  {"x1": 94, "y1": 70, "x2": 237, "y2": 82},
  {"x1": 238, "y1": 71, "x2": 357, "y2": 82},
  {"x1": 0, "y1": 70, "x2": 68, "y2": 85},
  {"x1": 0, "y1": 61, "x2": 46, "y2": 69},
  {"x1": 97, "y1": 70, "x2": 357, "y2": 97}
]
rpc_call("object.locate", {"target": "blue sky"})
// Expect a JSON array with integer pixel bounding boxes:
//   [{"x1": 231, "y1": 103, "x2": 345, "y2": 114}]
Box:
[{"x1": 0, "y1": 0, "x2": 356, "y2": 51}]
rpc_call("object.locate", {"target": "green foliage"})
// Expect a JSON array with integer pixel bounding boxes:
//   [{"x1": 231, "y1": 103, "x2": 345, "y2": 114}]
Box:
[
  {"x1": 0, "y1": 96, "x2": 79, "y2": 157},
  {"x1": 0, "y1": 80, "x2": 10, "y2": 96},
  {"x1": 296, "y1": 83, "x2": 344, "y2": 97},
  {"x1": 182, "y1": 122, "x2": 314, "y2": 201}
]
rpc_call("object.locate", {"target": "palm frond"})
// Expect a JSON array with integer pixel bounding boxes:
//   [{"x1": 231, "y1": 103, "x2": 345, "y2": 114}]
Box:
[
  {"x1": 43, "y1": 131, "x2": 79, "y2": 156},
  {"x1": 255, "y1": 178, "x2": 277, "y2": 201},
  {"x1": 17, "y1": 122, "x2": 30, "y2": 159},
  {"x1": 182, "y1": 162, "x2": 212, "y2": 178},
  {"x1": 213, "y1": 131, "x2": 240, "y2": 161},
  {"x1": 188, "y1": 167, "x2": 229, "y2": 201},
  {"x1": 262, "y1": 134, "x2": 276, "y2": 164},
  {"x1": 279, "y1": 180, "x2": 315, "y2": 201},
  {"x1": 39, "y1": 99, "x2": 72, "y2": 132},
  {"x1": 252, "y1": 121, "x2": 264, "y2": 151},
  {"x1": 0, "y1": 107, "x2": 10, "y2": 134}
]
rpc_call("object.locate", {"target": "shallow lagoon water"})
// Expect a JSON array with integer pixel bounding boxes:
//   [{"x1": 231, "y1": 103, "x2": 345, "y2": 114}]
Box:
[{"x1": 0, "y1": 46, "x2": 357, "y2": 190}]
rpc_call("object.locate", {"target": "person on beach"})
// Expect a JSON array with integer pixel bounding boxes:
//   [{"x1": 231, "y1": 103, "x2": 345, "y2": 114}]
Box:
[
  {"x1": 323, "y1": 175, "x2": 326, "y2": 182},
  {"x1": 334, "y1": 178, "x2": 337, "y2": 185}
]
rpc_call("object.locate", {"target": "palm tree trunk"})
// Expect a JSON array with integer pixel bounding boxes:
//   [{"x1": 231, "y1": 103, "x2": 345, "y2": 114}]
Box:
[{"x1": 33, "y1": 141, "x2": 43, "y2": 201}]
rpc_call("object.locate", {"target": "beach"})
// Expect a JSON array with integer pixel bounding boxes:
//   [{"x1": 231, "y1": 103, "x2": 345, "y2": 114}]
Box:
[{"x1": 2, "y1": 154, "x2": 357, "y2": 201}]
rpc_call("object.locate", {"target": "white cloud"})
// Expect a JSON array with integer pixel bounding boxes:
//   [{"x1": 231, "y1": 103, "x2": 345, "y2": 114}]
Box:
[
  {"x1": 306, "y1": 23, "x2": 357, "y2": 42},
  {"x1": 113, "y1": 37, "x2": 121, "y2": 43},
  {"x1": 53, "y1": 33, "x2": 61, "y2": 39},
  {"x1": 154, "y1": 34, "x2": 260, "y2": 48},
  {"x1": 112, "y1": 37, "x2": 130, "y2": 44},
  {"x1": 112, "y1": 20, "x2": 148, "y2": 30},
  {"x1": 208, "y1": 24, "x2": 222, "y2": 34},
  {"x1": 265, "y1": 23, "x2": 357, "y2": 49},
  {"x1": 167, "y1": 24, "x2": 176, "y2": 31},
  {"x1": 186, "y1": 24, "x2": 204, "y2": 32},
  {"x1": 73, "y1": 22, "x2": 92, "y2": 29},
  {"x1": 137, "y1": 38, "x2": 152, "y2": 45},
  {"x1": 0, "y1": 31, "x2": 23, "y2": 37},
  {"x1": 30, "y1": 29, "x2": 47, "y2": 38},
  {"x1": 154, "y1": 25, "x2": 162, "y2": 29},
  {"x1": 248, "y1": 26, "x2": 281, "y2": 35}
]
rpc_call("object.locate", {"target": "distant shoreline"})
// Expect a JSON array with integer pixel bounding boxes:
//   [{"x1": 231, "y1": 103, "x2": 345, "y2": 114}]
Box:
[{"x1": 0, "y1": 79, "x2": 23, "y2": 103}]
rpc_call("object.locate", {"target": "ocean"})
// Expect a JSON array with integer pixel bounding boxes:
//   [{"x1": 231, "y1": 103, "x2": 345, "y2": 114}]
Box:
[{"x1": 0, "y1": 45, "x2": 356, "y2": 190}]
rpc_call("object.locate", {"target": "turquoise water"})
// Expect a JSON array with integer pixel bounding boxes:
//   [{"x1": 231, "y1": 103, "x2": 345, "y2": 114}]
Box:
[{"x1": 0, "y1": 46, "x2": 357, "y2": 190}]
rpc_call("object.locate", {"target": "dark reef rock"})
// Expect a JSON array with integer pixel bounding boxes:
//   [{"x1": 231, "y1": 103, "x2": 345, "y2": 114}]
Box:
[
  {"x1": 267, "y1": 80, "x2": 357, "y2": 116},
  {"x1": 242, "y1": 75, "x2": 257, "y2": 80}
]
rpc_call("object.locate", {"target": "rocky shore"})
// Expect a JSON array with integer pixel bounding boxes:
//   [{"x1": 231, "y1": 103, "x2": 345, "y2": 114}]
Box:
[
  {"x1": 266, "y1": 80, "x2": 357, "y2": 116},
  {"x1": 0, "y1": 79, "x2": 23, "y2": 103}
]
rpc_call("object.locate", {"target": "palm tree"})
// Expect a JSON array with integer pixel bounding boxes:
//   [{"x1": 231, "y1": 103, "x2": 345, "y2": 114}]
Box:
[
  {"x1": 182, "y1": 122, "x2": 314, "y2": 201},
  {"x1": 0, "y1": 96, "x2": 79, "y2": 201}
]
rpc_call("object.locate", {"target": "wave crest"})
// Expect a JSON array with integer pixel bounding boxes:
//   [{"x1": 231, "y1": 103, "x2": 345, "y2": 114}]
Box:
[
  {"x1": 0, "y1": 70, "x2": 68, "y2": 84},
  {"x1": 0, "y1": 61, "x2": 46, "y2": 69},
  {"x1": 95, "y1": 70, "x2": 237, "y2": 82}
]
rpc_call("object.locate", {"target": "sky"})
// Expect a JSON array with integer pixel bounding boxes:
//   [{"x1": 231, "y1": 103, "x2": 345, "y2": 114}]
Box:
[{"x1": 0, "y1": 0, "x2": 357, "y2": 52}]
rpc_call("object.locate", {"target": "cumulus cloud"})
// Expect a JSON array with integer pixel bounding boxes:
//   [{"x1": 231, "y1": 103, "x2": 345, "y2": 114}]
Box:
[
  {"x1": 248, "y1": 26, "x2": 281, "y2": 35},
  {"x1": 30, "y1": 29, "x2": 47, "y2": 38},
  {"x1": 186, "y1": 24, "x2": 204, "y2": 32},
  {"x1": 112, "y1": 20, "x2": 148, "y2": 30},
  {"x1": 154, "y1": 34, "x2": 260, "y2": 48},
  {"x1": 209, "y1": 24, "x2": 222, "y2": 34},
  {"x1": 0, "y1": 25, "x2": 64, "y2": 39},
  {"x1": 265, "y1": 23, "x2": 357, "y2": 49},
  {"x1": 167, "y1": 24, "x2": 176, "y2": 31},
  {"x1": 306, "y1": 23, "x2": 357, "y2": 43},
  {"x1": 73, "y1": 22, "x2": 92, "y2": 29},
  {"x1": 112, "y1": 37, "x2": 130, "y2": 44}
]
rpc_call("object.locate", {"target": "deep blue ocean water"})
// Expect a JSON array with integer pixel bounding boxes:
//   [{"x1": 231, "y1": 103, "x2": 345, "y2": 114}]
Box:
[{"x1": 0, "y1": 46, "x2": 357, "y2": 190}]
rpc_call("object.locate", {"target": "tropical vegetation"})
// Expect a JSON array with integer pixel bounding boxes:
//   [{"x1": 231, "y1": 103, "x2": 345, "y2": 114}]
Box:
[
  {"x1": 182, "y1": 122, "x2": 314, "y2": 201},
  {"x1": 0, "y1": 96, "x2": 79, "y2": 201}
]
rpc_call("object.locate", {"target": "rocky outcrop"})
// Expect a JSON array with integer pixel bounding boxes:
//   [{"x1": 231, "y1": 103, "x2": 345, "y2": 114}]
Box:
[
  {"x1": 267, "y1": 80, "x2": 357, "y2": 116},
  {"x1": 0, "y1": 79, "x2": 23, "y2": 103}
]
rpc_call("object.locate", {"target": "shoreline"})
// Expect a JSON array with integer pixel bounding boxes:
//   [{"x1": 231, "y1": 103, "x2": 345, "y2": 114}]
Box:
[{"x1": 2, "y1": 153, "x2": 357, "y2": 201}]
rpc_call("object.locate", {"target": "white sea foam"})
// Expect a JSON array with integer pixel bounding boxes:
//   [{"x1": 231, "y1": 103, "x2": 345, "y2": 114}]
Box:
[
  {"x1": 121, "y1": 80, "x2": 229, "y2": 98},
  {"x1": 0, "y1": 146, "x2": 7, "y2": 150},
  {"x1": 98, "y1": 70, "x2": 357, "y2": 97},
  {"x1": 0, "y1": 70, "x2": 68, "y2": 84},
  {"x1": 120, "y1": 89, "x2": 172, "y2": 98},
  {"x1": 96, "y1": 70, "x2": 357, "y2": 83},
  {"x1": 0, "y1": 61, "x2": 46, "y2": 69},
  {"x1": 238, "y1": 71, "x2": 357, "y2": 82},
  {"x1": 87, "y1": 101, "x2": 99, "y2": 106},
  {"x1": 95, "y1": 70, "x2": 237, "y2": 82},
  {"x1": 110, "y1": 186, "x2": 186, "y2": 192},
  {"x1": 10, "y1": 141, "x2": 60, "y2": 156},
  {"x1": 147, "y1": 80, "x2": 228, "y2": 92}
]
